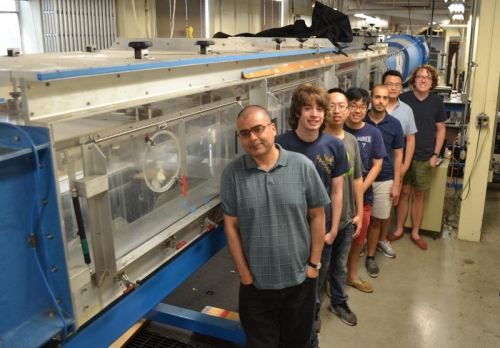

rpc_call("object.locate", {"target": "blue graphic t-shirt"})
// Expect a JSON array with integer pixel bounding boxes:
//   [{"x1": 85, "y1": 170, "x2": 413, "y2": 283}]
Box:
[
  {"x1": 344, "y1": 123, "x2": 386, "y2": 204},
  {"x1": 276, "y1": 131, "x2": 349, "y2": 231}
]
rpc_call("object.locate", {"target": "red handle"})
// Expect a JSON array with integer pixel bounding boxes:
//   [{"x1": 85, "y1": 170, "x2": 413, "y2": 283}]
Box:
[
  {"x1": 176, "y1": 241, "x2": 187, "y2": 249},
  {"x1": 182, "y1": 174, "x2": 187, "y2": 197}
]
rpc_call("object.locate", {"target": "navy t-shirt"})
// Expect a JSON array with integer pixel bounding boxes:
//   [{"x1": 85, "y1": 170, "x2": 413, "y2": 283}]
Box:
[
  {"x1": 344, "y1": 123, "x2": 386, "y2": 204},
  {"x1": 365, "y1": 112, "x2": 405, "y2": 182},
  {"x1": 400, "y1": 91, "x2": 447, "y2": 160},
  {"x1": 275, "y1": 130, "x2": 349, "y2": 231}
]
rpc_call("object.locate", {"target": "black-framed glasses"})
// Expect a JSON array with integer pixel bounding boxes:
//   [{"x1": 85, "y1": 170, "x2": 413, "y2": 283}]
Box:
[
  {"x1": 237, "y1": 123, "x2": 272, "y2": 139},
  {"x1": 385, "y1": 83, "x2": 402, "y2": 89}
]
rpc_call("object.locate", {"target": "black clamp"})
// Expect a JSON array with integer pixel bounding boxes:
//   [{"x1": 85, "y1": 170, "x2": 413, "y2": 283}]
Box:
[
  {"x1": 362, "y1": 42, "x2": 374, "y2": 52},
  {"x1": 128, "y1": 41, "x2": 153, "y2": 59},
  {"x1": 196, "y1": 40, "x2": 215, "y2": 55},
  {"x1": 334, "y1": 43, "x2": 349, "y2": 57}
]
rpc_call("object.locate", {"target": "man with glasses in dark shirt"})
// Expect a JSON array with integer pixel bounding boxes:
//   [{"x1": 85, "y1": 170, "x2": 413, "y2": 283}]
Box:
[{"x1": 395, "y1": 65, "x2": 447, "y2": 250}]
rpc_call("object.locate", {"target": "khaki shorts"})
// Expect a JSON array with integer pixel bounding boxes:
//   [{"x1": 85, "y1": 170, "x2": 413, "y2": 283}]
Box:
[
  {"x1": 403, "y1": 160, "x2": 431, "y2": 191},
  {"x1": 371, "y1": 180, "x2": 393, "y2": 220}
]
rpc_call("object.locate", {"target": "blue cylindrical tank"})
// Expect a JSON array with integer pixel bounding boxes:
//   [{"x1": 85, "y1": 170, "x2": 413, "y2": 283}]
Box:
[{"x1": 384, "y1": 35, "x2": 429, "y2": 83}]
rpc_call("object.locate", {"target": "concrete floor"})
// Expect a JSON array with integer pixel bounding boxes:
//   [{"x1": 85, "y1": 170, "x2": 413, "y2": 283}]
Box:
[
  {"x1": 317, "y1": 183, "x2": 500, "y2": 348},
  {"x1": 142, "y1": 184, "x2": 500, "y2": 348}
]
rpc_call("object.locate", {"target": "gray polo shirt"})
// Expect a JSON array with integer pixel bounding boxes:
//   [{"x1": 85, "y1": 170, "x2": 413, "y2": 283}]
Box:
[
  {"x1": 390, "y1": 99, "x2": 418, "y2": 136},
  {"x1": 220, "y1": 144, "x2": 330, "y2": 290}
]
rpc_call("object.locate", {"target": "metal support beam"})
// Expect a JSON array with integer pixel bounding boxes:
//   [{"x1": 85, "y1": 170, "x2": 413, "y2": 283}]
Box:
[
  {"x1": 458, "y1": 0, "x2": 500, "y2": 241},
  {"x1": 147, "y1": 303, "x2": 246, "y2": 345}
]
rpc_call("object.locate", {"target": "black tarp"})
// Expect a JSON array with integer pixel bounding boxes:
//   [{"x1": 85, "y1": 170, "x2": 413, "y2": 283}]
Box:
[{"x1": 213, "y1": 1, "x2": 352, "y2": 44}]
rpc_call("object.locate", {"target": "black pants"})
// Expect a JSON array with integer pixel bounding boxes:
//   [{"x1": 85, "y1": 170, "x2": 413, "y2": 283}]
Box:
[{"x1": 239, "y1": 277, "x2": 317, "y2": 348}]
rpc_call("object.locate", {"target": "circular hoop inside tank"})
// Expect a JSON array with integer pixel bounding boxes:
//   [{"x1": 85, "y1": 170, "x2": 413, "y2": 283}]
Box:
[{"x1": 142, "y1": 130, "x2": 181, "y2": 193}]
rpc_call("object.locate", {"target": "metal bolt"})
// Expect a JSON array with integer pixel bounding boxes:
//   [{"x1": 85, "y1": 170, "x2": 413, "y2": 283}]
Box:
[
  {"x1": 39, "y1": 163, "x2": 44, "y2": 169},
  {"x1": 48, "y1": 311, "x2": 56, "y2": 318},
  {"x1": 46, "y1": 233, "x2": 54, "y2": 239},
  {"x1": 42, "y1": 199, "x2": 48, "y2": 205},
  {"x1": 96, "y1": 231, "x2": 100, "y2": 234},
  {"x1": 51, "y1": 266, "x2": 58, "y2": 272},
  {"x1": 56, "y1": 297, "x2": 62, "y2": 303},
  {"x1": 83, "y1": 305, "x2": 89, "y2": 311}
]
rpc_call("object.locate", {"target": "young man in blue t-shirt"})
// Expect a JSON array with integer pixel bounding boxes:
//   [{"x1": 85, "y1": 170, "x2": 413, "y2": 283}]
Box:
[
  {"x1": 344, "y1": 88, "x2": 386, "y2": 281},
  {"x1": 275, "y1": 83, "x2": 349, "y2": 346}
]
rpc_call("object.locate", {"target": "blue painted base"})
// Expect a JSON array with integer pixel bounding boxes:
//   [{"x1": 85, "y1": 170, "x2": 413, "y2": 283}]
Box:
[{"x1": 64, "y1": 225, "x2": 228, "y2": 348}]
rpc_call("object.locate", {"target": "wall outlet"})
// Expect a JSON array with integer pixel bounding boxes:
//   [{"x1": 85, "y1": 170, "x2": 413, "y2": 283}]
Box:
[{"x1": 475, "y1": 113, "x2": 489, "y2": 127}]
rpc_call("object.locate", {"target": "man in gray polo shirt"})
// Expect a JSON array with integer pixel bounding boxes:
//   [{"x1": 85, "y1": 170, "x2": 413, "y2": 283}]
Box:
[{"x1": 220, "y1": 105, "x2": 330, "y2": 348}]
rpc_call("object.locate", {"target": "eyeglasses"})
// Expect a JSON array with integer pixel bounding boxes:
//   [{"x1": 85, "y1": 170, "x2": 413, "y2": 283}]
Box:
[
  {"x1": 330, "y1": 104, "x2": 348, "y2": 111},
  {"x1": 237, "y1": 123, "x2": 272, "y2": 139},
  {"x1": 348, "y1": 104, "x2": 368, "y2": 112},
  {"x1": 415, "y1": 75, "x2": 432, "y2": 81},
  {"x1": 385, "y1": 83, "x2": 402, "y2": 89}
]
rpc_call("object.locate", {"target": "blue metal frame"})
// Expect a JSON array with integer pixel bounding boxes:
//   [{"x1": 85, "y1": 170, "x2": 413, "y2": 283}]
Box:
[
  {"x1": 64, "y1": 225, "x2": 228, "y2": 348},
  {"x1": 147, "y1": 303, "x2": 246, "y2": 345},
  {"x1": 0, "y1": 124, "x2": 74, "y2": 347}
]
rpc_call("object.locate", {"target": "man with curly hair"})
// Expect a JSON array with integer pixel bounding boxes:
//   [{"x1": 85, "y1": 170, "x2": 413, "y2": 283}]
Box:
[{"x1": 393, "y1": 65, "x2": 447, "y2": 250}]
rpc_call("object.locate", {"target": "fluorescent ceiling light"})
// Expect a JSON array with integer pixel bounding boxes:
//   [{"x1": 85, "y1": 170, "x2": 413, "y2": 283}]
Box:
[
  {"x1": 452, "y1": 14, "x2": 465, "y2": 20},
  {"x1": 354, "y1": 13, "x2": 366, "y2": 18},
  {"x1": 449, "y1": 3, "x2": 465, "y2": 13}
]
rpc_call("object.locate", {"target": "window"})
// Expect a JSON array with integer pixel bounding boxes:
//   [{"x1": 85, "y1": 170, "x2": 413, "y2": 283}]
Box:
[
  {"x1": 0, "y1": 1, "x2": 22, "y2": 55},
  {"x1": 262, "y1": 0, "x2": 282, "y2": 31},
  {"x1": 156, "y1": 0, "x2": 207, "y2": 38}
]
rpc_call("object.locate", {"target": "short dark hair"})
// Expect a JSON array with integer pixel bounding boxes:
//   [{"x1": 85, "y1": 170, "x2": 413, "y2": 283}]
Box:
[
  {"x1": 327, "y1": 87, "x2": 348, "y2": 103},
  {"x1": 289, "y1": 83, "x2": 330, "y2": 131},
  {"x1": 408, "y1": 64, "x2": 439, "y2": 90},
  {"x1": 345, "y1": 87, "x2": 370, "y2": 105},
  {"x1": 382, "y1": 70, "x2": 403, "y2": 84}
]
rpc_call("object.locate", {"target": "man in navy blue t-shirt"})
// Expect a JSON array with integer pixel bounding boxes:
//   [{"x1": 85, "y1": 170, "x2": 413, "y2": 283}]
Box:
[
  {"x1": 364, "y1": 85, "x2": 404, "y2": 277},
  {"x1": 275, "y1": 83, "x2": 349, "y2": 345}
]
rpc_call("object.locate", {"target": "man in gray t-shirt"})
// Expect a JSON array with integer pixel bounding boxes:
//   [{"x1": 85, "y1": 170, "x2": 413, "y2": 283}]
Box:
[{"x1": 220, "y1": 105, "x2": 330, "y2": 348}]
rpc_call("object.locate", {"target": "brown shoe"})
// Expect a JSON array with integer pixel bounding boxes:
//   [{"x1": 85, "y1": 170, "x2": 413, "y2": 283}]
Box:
[
  {"x1": 410, "y1": 235, "x2": 428, "y2": 250},
  {"x1": 346, "y1": 277, "x2": 374, "y2": 293},
  {"x1": 387, "y1": 232, "x2": 403, "y2": 242}
]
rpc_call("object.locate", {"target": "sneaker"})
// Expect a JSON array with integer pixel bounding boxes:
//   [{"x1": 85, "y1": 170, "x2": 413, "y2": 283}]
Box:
[
  {"x1": 365, "y1": 258, "x2": 380, "y2": 278},
  {"x1": 329, "y1": 302, "x2": 357, "y2": 326},
  {"x1": 377, "y1": 240, "x2": 396, "y2": 258},
  {"x1": 346, "y1": 276, "x2": 374, "y2": 293},
  {"x1": 359, "y1": 241, "x2": 368, "y2": 257}
]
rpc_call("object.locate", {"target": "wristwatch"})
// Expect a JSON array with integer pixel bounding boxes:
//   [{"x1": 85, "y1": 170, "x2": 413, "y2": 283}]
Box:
[
  {"x1": 432, "y1": 152, "x2": 439, "y2": 157},
  {"x1": 308, "y1": 261, "x2": 322, "y2": 270}
]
